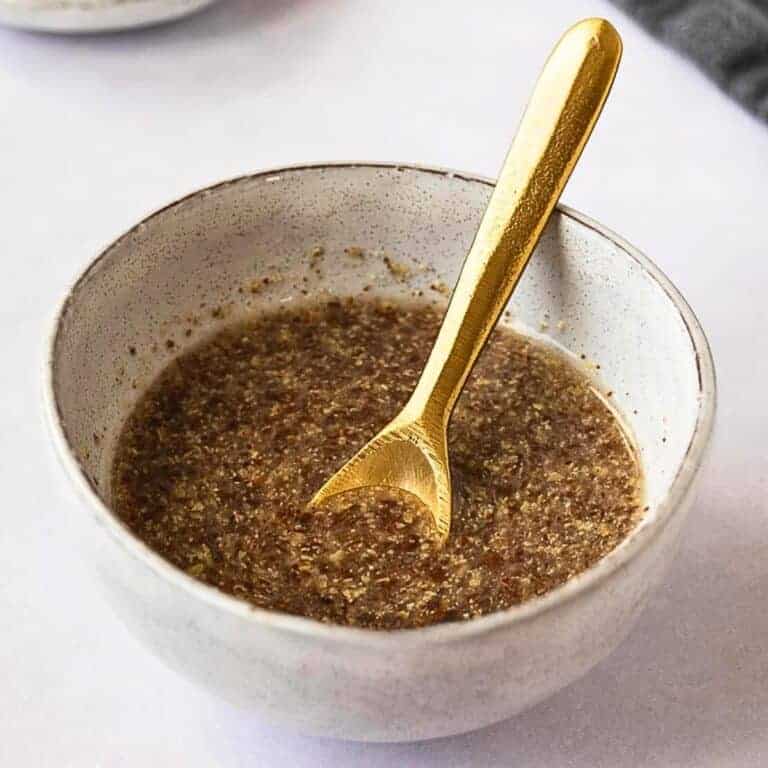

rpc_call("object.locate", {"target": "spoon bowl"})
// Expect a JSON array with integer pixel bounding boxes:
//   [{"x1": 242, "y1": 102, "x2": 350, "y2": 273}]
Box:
[{"x1": 311, "y1": 415, "x2": 453, "y2": 538}]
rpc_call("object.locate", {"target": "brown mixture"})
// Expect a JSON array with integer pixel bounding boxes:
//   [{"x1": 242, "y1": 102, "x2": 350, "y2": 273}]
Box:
[{"x1": 112, "y1": 299, "x2": 641, "y2": 629}]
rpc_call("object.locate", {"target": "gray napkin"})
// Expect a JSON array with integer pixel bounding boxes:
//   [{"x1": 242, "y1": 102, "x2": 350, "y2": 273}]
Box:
[{"x1": 611, "y1": 0, "x2": 768, "y2": 121}]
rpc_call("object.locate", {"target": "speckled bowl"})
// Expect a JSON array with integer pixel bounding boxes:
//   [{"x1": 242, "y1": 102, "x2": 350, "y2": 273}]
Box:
[
  {"x1": 44, "y1": 163, "x2": 715, "y2": 741},
  {"x1": 0, "y1": 0, "x2": 218, "y2": 33}
]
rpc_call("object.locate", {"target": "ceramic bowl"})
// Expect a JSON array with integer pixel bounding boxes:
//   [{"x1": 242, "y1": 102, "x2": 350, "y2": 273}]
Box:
[
  {"x1": 44, "y1": 163, "x2": 715, "y2": 741},
  {"x1": 0, "y1": 0, "x2": 218, "y2": 33}
]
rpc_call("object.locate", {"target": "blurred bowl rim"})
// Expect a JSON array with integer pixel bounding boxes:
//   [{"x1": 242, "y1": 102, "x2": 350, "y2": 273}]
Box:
[{"x1": 0, "y1": 0, "x2": 218, "y2": 34}]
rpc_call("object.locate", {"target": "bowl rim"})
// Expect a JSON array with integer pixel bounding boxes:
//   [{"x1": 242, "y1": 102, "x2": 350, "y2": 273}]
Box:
[
  {"x1": 0, "y1": 0, "x2": 218, "y2": 34},
  {"x1": 43, "y1": 161, "x2": 717, "y2": 648}
]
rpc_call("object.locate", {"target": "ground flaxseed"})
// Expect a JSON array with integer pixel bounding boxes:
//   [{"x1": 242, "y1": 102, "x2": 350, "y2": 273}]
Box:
[{"x1": 112, "y1": 298, "x2": 641, "y2": 629}]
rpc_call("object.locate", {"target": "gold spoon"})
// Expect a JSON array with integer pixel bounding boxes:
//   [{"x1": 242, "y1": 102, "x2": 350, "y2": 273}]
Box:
[{"x1": 311, "y1": 18, "x2": 622, "y2": 543}]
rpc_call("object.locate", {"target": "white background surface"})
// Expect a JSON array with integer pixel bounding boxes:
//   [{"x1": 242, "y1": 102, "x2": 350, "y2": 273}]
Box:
[{"x1": 1, "y1": 1, "x2": 766, "y2": 765}]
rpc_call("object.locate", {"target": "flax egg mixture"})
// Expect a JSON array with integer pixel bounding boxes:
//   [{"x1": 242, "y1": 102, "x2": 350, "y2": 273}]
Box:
[{"x1": 112, "y1": 298, "x2": 642, "y2": 629}]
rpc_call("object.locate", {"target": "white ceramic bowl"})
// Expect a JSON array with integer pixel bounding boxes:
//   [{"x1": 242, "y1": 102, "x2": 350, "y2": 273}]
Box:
[
  {"x1": 44, "y1": 163, "x2": 716, "y2": 741},
  {"x1": 0, "y1": 0, "x2": 218, "y2": 33}
]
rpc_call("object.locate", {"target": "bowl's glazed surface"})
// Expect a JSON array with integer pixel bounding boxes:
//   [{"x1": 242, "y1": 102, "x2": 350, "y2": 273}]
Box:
[{"x1": 45, "y1": 163, "x2": 715, "y2": 741}]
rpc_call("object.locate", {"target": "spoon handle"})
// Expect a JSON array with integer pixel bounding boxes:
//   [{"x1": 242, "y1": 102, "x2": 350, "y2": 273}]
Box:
[{"x1": 406, "y1": 18, "x2": 622, "y2": 426}]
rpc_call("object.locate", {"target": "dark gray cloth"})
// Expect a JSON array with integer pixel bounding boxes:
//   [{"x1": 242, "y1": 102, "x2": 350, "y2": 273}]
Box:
[{"x1": 611, "y1": 0, "x2": 768, "y2": 121}]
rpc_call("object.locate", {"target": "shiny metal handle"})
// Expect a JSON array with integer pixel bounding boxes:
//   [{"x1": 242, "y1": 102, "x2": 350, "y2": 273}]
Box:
[{"x1": 407, "y1": 18, "x2": 622, "y2": 426}]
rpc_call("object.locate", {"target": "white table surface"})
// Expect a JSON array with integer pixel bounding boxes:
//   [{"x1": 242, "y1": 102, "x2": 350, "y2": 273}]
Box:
[{"x1": 2, "y1": 1, "x2": 766, "y2": 765}]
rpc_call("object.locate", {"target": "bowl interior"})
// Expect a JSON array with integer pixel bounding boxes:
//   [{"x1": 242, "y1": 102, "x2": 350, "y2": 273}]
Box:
[{"x1": 51, "y1": 164, "x2": 706, "y2": 544}]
